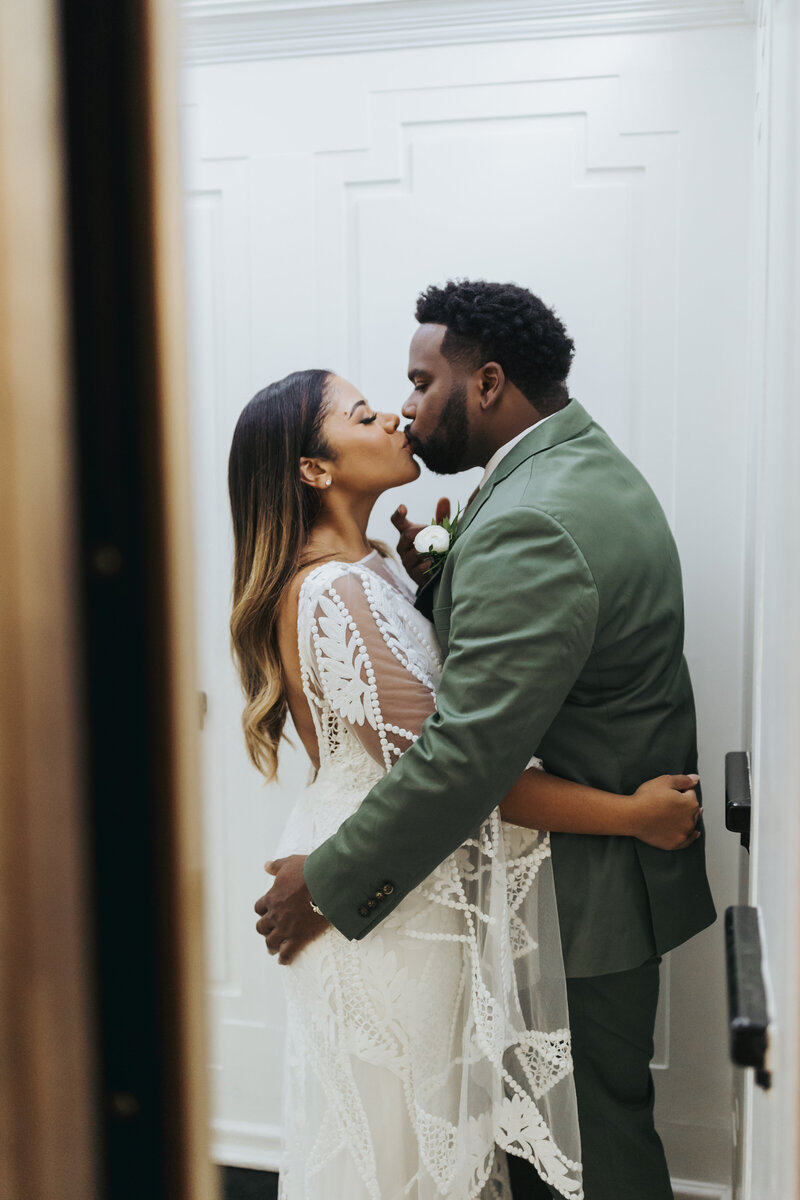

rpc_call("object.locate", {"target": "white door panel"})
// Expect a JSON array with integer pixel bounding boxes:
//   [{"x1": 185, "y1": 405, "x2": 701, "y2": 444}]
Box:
[{"x1": 182, "y1": 22, "x2": 757, "y2": 1191}]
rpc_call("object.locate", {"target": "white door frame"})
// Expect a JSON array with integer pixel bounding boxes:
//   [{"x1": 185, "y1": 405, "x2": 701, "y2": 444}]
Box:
[{"x1": 739, "y1": 1, "x2": 800, "y2": 1197}]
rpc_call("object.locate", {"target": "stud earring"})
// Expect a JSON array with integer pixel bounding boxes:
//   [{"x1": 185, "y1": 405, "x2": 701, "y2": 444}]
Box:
[{"x1": 325, "y1": 478, "x2": 332, "y2": 487}]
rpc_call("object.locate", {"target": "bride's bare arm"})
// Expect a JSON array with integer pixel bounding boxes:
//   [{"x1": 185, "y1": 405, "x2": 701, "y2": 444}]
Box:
[{"x1": 500, "y1": 769, "x2": 702, "y2": 851}]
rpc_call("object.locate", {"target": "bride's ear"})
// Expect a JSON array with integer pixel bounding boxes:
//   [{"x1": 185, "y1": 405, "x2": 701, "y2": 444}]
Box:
[{"x1": 299, "y1": 457, "x2": 332, "y2": 490}]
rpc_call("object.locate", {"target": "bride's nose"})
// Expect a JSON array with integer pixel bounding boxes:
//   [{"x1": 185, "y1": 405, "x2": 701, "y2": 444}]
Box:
[{"x1": 382, "y1": 412, "x2": 400, "y2": 433}]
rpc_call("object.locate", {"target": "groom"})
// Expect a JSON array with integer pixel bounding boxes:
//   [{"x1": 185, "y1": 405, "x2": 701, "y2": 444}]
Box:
[{"x1": 257, "y1": 279, "x2": 716, "y2": 1198}]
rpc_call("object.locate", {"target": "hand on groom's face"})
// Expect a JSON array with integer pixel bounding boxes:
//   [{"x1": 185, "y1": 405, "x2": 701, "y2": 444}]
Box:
[{"x1": 391, "y1": 498, "x2": 451, "y2": 587}]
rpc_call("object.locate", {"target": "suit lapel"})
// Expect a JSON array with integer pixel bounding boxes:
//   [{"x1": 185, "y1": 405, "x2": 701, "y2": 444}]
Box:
[
  {"x1": 455, "y1": 398, "x2": 593, "y2": 539},
  {"x1": 414, "y1": 572, "x2": 438, "y2": 619}
]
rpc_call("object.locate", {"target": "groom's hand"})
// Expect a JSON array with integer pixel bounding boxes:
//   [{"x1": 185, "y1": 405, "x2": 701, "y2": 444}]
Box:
[
  {"x1": 391, "y1": 498, "x2": 451, "y2": 587},
  {"x1": 254, "y1": 855, "x2": 329, "y2": 965}
]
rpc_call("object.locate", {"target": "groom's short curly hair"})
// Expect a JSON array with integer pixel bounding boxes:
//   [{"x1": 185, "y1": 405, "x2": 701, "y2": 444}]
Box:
[{"x1": 415, "y1": 279, "x2": 574, "y2": 412}]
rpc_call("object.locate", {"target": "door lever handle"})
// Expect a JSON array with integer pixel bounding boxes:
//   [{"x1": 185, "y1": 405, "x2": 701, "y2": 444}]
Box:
[
  {"x1": 725, "y1": 906, "x2": 771, "y2": 1089},
  {"x1": 725, "y1": 751, "x2": 751, "y2": 851}
]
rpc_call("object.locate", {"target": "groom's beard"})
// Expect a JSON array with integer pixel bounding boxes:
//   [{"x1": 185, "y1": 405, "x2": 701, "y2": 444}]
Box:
[{"x1": 407, "y1": 381, "x2": 469, "y2": 474}]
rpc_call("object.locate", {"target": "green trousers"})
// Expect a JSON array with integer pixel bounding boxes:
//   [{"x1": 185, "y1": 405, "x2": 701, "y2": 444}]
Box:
[{"x1": 507, "y1": 957, "x2": 674, "y2": 1200}]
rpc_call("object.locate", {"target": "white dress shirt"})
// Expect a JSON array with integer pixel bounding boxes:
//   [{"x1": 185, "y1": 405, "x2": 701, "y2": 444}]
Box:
[{"x1": 477, "y1": 410, "x2": 559, "y2": 491}]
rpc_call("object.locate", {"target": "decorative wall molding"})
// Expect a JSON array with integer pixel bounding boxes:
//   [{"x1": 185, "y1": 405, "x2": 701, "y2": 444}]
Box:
[
  {"x1": 181, "y1": 0, "x2": 755, "y2": 64},
  {"x1": 211, "y1": 1118, "x2": 282, "y2": 1171},
  {"x1": 672, "y1": 1182, "x2": 732, "y2": 1200},
  {"x1": 307, "y1": 76, "x2": 682, "y2": 514}
]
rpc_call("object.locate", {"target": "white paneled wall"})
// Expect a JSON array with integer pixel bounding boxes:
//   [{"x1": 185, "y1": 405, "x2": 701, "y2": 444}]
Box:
[{"x1": 181, "y1": 17, "x2": 755, "y2": 1192}]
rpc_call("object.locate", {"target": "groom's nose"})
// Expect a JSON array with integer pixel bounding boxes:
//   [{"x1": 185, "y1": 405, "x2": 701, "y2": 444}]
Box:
[{"x1": 402, "y1": 395, "x2": 416, "y2": 419}]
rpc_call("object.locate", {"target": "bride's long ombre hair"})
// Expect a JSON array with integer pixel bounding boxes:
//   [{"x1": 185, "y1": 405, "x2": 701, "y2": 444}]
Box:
[{"x1": 228, "y1": 369, "x2": 334, "y2": 780}]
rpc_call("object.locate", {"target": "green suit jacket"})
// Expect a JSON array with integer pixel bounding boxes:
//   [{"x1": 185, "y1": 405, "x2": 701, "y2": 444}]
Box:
[{"x1": 304, "y1": 399, "x2": 716, "y2": 976}]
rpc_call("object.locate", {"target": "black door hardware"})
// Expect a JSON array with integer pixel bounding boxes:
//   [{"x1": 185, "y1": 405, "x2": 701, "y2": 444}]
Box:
[
  {"x1": 725, "y1": 906, "x2": 771, "y2": 1089},
  {"x1": 725, "y1": 751, "x2": 751, "y2": 851}
]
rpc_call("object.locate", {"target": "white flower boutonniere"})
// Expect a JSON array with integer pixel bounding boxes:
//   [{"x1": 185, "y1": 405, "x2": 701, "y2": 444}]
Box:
[{"x1": 414, "y1": 506, "x2": 461, "y2": 576}]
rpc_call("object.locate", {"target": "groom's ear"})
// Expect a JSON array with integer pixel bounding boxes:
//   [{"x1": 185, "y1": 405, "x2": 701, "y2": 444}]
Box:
[{"x1": 477, "y1": 362, "x2": 505, "y2": 410}]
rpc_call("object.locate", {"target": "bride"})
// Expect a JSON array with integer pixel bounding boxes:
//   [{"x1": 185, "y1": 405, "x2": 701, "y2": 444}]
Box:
[{"x1": 227, "y1": 369, "x2": 702, "y2": 1200}]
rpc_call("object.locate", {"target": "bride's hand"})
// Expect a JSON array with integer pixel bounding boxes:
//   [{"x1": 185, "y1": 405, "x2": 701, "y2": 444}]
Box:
[{"x1": 630, "y1": 774, "x2": 703, "y2": 850}]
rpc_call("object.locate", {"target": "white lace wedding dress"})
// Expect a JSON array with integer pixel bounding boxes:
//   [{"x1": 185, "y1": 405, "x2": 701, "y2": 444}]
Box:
[{"x1": 275, "y1": 550, "x2": 583, "y2": 1200}]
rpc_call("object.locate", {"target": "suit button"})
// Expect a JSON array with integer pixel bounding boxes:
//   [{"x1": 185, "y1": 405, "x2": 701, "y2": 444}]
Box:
[
  {"x1": 375, "y1": 892, "x2": 384, "y2": 901},
  {"x1": 367, "y1": 898, "x2": 376, "y2": 909},
  {"x1": 359, "y1": 906, "x2": 370, "y2": 917},
  {"x1": 382, "y1": 882, "x2": 394, "y2": 895}
]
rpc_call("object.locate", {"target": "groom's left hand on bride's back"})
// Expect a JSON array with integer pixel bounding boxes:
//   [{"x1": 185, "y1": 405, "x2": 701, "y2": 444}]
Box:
[
  {"x1": 254, "y1": 855, "x2": 329, "y2": 964},
  {"x1": 391, "y1": 497, "x2": 451, "y2": 586}
]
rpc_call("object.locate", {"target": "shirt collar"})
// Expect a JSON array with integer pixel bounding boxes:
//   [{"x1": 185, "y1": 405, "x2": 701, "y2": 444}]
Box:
[{"x1": 477, "y1": 411, "x2": 559, "y2": 491}]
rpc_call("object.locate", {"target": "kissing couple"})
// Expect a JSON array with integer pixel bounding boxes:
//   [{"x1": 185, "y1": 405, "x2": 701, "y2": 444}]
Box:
[{"x1": 227, "y1": 279, "x2": 716, "y2": 1199}]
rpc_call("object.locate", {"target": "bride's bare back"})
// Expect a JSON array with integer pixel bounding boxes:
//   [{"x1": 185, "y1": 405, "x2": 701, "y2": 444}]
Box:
[{"x1": 277, "y1": 564, "x2": 326, "y2": 770}]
